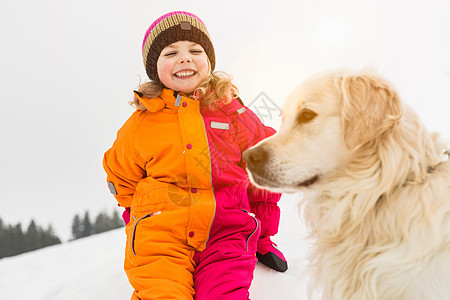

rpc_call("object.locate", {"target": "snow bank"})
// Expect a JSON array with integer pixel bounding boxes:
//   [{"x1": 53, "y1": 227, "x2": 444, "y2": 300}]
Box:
[{"x1": 0, "y1": 194, "x2": 309, "y2": 300}]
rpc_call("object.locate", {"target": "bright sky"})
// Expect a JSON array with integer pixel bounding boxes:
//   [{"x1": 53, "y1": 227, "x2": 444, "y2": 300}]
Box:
[{"x1": 1, "y1": 0, "x2": 449, "y2": 240}]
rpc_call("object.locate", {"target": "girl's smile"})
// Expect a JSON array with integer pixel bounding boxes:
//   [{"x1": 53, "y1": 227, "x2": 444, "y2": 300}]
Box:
[
  {"x1": 173, "y1": 69, "x2": 197, "y2": 78},
  {"x1": 157, "y1": 41, "x2": 210, "y2": 94}
]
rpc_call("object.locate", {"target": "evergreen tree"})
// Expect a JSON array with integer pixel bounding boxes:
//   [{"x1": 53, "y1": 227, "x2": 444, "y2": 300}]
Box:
[
  {"x1": 2, "y1": 225, "x2": 13, "y2": 257},
  {"x1": 81, "y1": 211, "x2": 93, "y2": 238},
  {"x1": 10, "y1": 223, "x2": 25, "y2": 256},
  {"x1": 94, "y1": 212, "x2": 110, "y2": 234},
  {"x1": 111, "y1": 210, "x2": 124, "y2": 229},
  {"x1": 71, "y1": 214, "x2": 82, "y2": 240},
  {"x1": 41, "y1": 224, "x2": 61, "y2": 247},
  {"x1": 0, "y1": 218, "x2": 5, "y2": 258},
  {"x1": 25, "y1": 220, "x2": 39, "y2": 252}
]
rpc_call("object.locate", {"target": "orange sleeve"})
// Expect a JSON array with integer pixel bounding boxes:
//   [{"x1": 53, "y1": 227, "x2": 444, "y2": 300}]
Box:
[{"x1": 103, "y1": 111, "x2": 147, "y2": 208}]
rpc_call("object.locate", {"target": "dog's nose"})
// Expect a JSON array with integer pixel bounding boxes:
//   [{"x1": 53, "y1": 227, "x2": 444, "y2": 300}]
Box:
[{"x1": 243, "y1": 146, "x2": 269, "y2": 170}]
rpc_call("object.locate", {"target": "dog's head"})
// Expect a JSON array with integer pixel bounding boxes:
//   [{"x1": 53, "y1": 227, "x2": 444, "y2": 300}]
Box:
[{"x1": 243, "y1": 70, "x2": 403, "y2": 193}]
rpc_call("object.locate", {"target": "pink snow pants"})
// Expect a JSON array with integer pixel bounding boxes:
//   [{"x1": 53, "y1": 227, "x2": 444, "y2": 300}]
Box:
[{"x1": 193, "y1": 185, "x2": 261, "y2": 300}]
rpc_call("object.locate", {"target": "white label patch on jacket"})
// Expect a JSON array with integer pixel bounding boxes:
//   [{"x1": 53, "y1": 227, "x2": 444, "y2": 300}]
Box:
[
  {"x1": 237, "y1": 107, "x2": 246, "y2": 114},
  {"x1": 107, "y1": 182, "x2": 118, "y2": 195},
  {"x1": 210, "y1": 121, "x2": 230, "y2": 130}
]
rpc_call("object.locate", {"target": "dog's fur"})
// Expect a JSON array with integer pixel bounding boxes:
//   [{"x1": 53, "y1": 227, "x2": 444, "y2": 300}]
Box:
[{"x1": 243, "y1": 70, "x2": 450, "y2": 299}]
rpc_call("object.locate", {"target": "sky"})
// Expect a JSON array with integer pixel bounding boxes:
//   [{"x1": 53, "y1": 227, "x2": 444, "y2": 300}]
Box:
[{"x1": 0, "y1": 0, "x2": 449, "y2": 240}]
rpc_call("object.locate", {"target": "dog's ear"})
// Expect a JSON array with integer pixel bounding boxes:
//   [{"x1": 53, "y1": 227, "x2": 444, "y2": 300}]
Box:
[{"x1": 338, "y1": 74, "x2": 403, "y2": 150}]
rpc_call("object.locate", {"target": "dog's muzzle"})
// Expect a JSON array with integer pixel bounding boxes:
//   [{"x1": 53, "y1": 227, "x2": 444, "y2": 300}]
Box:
[{"x1": 243, "y1": 146, "x2": 270, "y2": 175}]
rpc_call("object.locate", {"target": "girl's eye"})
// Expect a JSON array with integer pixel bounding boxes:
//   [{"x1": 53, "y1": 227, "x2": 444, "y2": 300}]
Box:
[
  {"x1": 191, "y1": 49, "x2": 203, "y2": 54},
  {"x1": 163, "y1": 52, "x2": 176, "y2": 57},
  {"x1": 297, "y1": 109, "x2": 317, "y2": 124}
]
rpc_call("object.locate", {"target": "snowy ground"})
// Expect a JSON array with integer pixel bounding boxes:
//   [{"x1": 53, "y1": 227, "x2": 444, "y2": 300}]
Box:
[{"x1": 0, "y1": 193, "x2": 310, "y2": 300}]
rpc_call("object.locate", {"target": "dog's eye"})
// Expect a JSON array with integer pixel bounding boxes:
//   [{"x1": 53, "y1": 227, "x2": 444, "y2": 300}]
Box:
[{"x1": 297, "y1": 109, "x2": 317, "y2": 124}]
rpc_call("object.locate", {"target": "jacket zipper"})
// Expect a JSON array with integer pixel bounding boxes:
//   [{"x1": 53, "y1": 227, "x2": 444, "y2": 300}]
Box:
[
  {"x1": 241, "y1": 209, "x2": 259, "y2": 252},
  {"x1": 131, "y1": 211, "x2": 161, "y2": 256}
]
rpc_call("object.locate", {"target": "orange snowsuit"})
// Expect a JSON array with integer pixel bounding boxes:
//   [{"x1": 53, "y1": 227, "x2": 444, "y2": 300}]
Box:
[{"x1": 103, "y1": 89, "x2": 281, "y2": 299}]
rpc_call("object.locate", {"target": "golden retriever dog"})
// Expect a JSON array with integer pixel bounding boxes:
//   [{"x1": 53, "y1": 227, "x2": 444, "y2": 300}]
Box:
[{"x1": 243, "y1": 70, "x2": 450, "y2": 300}]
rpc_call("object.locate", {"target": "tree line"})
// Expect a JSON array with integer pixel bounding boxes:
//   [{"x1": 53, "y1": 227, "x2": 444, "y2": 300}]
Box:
[
  {"x1": 71, "y1": 210, "x2": 124, "y2": 240},
  {"x1": 0, "y1": 218, "x2": 61, "y2": 259},
  {"x1": 0, "y1": 210, "x2": 124, "y2": 259}
]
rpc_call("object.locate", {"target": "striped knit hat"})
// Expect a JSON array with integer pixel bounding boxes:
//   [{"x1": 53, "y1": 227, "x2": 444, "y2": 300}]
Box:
[{"x1": 142, "y1": 11, "x2": 216, "y2": 82}]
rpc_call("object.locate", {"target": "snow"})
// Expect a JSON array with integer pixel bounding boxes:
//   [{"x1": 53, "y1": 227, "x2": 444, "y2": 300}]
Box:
[{"x1": 0, "y1": 194, "x2": 310, "y2": 300}]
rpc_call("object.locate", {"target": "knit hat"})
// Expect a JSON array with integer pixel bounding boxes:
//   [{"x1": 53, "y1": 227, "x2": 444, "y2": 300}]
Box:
[{"x1": 142, "y1": 11, "x2": 216, "y2": 83}]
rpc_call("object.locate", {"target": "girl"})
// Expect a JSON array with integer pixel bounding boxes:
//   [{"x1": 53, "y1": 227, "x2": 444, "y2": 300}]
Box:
[{"x1": 103, "y1": 11, "x2": 286, "y2": 300}]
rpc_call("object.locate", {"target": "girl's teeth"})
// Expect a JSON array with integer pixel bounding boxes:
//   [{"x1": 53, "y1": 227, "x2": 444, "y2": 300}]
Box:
[{"x1": 175, "y1": 71, "x2": 195, "y2": 77}]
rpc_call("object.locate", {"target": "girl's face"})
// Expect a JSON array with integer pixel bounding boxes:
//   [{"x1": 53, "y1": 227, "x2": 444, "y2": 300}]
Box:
[{"x1": 157, "y1": 41, "x2": 210, "y2": 94}]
